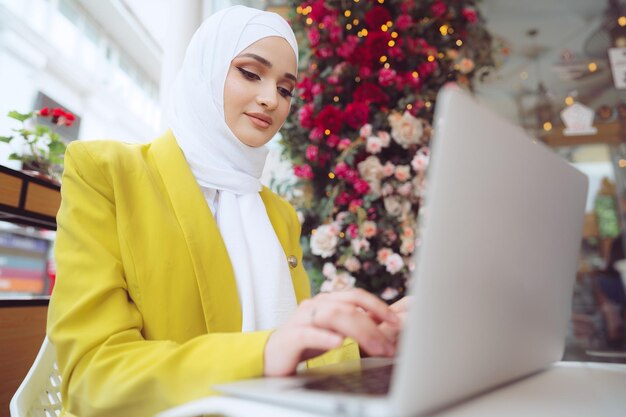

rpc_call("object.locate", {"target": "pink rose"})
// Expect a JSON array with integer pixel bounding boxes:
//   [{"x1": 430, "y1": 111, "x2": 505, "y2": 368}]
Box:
[
  {"x1": 307, "y1": 27, "x2": 321, "y2": 47},
  {"x1": 377, "y1": 248, "x2": 392, "y2": 264},
  {"x1": 377, "y1": 131, "x2": 391, "y2": 147},
  {"x1": 395, "y1": 14, "x2": 412, "y2": 30},
  {"x1": 384, "y1": 253, "x2": 404, "y2": 274},
  {"x1": 378, "y1": 68, "x2": 397, "y2": 87},
  {"x1": 305, "y1": 145, "x2": 319, "y2": 162},
  {"x1": 294, "y1": 164, "x2": 314, "y2": 179},
  {"x1": 338, "y1": 138, "x2": 352, "y2": 150},
  {"x1": 347, "y1": 223, "x2": 359, "y2": 239},
  {"x1": 394, "y1": 165, "x2": 411, "y2": 182},
  {"x1": 382, "y1": 162, "x2": 395, "y2": 177},
  {"x1": 360, "y1": 123, "x2": 373, "y2": 137},
  {"x1": 361, "y1": 221, "x2": 377, "y2": 238},
  {"x1": 366, "y1": 136, "x2": 383, "y2": 154},
  {"x1": 353, "y1": 179, "x2": 370, "y2": 195}
]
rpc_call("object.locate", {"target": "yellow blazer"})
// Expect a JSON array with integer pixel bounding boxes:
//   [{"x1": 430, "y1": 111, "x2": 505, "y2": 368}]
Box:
[{"x1": 48, "y1": 130, "x2": 357, "y2": 417}]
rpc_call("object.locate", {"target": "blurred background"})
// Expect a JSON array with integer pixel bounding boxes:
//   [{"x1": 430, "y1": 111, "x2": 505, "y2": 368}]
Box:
[{"x1": 0, "y1": 0, "x2": 625, "y2": 362}]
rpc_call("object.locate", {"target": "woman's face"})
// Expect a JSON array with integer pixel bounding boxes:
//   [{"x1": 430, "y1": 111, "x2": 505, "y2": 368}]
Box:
[{"x1": 224, "y1": 36, "x2": 297, "y2": 147}]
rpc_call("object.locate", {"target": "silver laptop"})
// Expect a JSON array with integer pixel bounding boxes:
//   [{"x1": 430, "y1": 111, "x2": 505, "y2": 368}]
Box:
[{"x1": 214, "y1": 87, "x2": 589, "y2": 416}]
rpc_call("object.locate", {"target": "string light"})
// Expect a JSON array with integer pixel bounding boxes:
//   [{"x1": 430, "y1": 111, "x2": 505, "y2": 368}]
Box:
[
  {"x1": 543, "y1": 122, "x2": 552, "y2": 131},
  {"x1": 328, "y1": 172, "x2": 336, "y2": 179},
  {"x1": 588, "y1": 62, "x2": 598, "y2": 72},
  {"x1": 425, "y1": 101, "x2": 432, "y2": 108},
  {"x1": 383, "y1": 62, "x2": 390, "y2": 68},
  {"x1": 391, "y1": 31, "x2": 398, "y2": 39},
  {"x1": 379, "y1": 55, "x2": 388, "y2": 63},
  {"x1": 448, "y1": 27, "x2": 454, "y2": 34},
  {"x1": 412, "y1": 71, "x2": 419, "y2": 78},
  {"x1": 427, "y1": 55, "x2": 435, "y2": 62},
  {"x1": 346, "y1": 23, "x2": 352, "y2": 29},
  {"x1": 406, "y1": 104, "x2": 413, "y2": 110},
  {"x1": 306, "y1": 17, "x2": 313, "y2": 25},
  {"x1": 456, "y1": 39, "x2": 463, "y2": 46},
  {"x1": 619, "y1": 159, "x2": 626, "y2": 168},
  {"x1": 355, "y1": 76, "x2": 361, "y2": 82},
  {"x1": 344, "y1": 10, "x2": 351, "y2": 17},
  {"x1": 339, "y1": 232, "x2": 345, "y2": 238},
  {"x1": 381, "y1": 24, "x2": 388, "y2": 32},
  {"x1": 296, "y1": 6, "x2": 302, "y2": 14},
  {"x1": 388, "y1": 40, "x2": 395, "y2": 47},
  {"x1": 362, "y1": 28, "x2": 368, "y2": 36},
  {"x1": 386, "y1": 21, "x2": 392, "y2": 27},
  {"x1": 354, "y1": 0, "x2": 360, "y2": 3},
  {"x1": 439, "y1": 25, "x2": 448, "y2": 36},
  {"x1": 378, "y1": 0, "x2": 384, "y2": 3},
  {"x1": 438, "y1": 52, "x2": 445, "y2": 58},
  {"x1": 565, "y1": 96, "x2": 574, "y2": 106},
  {"x1": 324, "y1": 129, "x2": 331, "y2": 135},
  {"x1": 319, "y1": 23, "x2": 325, "y2": 29},
  {"x1": 333, "y1": 96, "x2": 339, "y2": 102},
  {"x1": 312, "y1": 228, "x2": 317, "y2": 235},
  {"x1": 619, "y1": 16, "x2": 626, "y2": 27},
  {"x1": 353, "y1": 18, "x2": 359, "y2": 25}
]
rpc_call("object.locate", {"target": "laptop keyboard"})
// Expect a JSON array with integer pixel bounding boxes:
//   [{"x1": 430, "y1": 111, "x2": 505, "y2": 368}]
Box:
[{"x1": 301, "y1": 364, "x2": 393, "y2": 395}]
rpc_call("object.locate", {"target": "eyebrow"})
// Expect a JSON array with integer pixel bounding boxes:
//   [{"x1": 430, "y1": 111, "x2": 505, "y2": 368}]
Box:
[{"x1": 238, "y1": 53, "x2": 297, "y2": 82}]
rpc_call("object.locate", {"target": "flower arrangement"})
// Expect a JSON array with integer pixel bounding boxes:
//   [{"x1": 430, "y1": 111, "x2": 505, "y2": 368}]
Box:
[
  {"x1": 0, "y1": 107, "x2": 75, "y2": 182},
  {"x1": 280, "y1": 0, "x2": 496, "y2": 300}
]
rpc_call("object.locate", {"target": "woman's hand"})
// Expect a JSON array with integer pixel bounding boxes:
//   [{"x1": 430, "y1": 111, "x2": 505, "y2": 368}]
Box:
[
  {"x1": 264, "y1": 288, "x2": 399, "y2": 376},
  {"x1": 378, "y1": 296, "x2": 412, "y2": 344}
]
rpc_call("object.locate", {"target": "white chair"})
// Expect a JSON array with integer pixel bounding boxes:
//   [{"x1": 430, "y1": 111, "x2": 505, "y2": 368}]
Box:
[{"x1": 10, "y1": 337, "x2": 63, "y2": 417}]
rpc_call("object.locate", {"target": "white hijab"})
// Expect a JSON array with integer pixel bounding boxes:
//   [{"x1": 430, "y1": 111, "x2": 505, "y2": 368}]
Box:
[{"x1": 167, "y1": 6, "x2": 299, "y2": 331}]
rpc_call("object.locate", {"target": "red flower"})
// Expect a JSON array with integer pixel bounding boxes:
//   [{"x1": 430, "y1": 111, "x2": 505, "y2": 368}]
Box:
[
  {"x1": 309, "y1": 0, "x2": 333, "y2": 22},
  {"x1": 337, "y1": 138, "x2": 352, "y2": 150},
  {"x1": 353, "y1": 179, "x2": 370, "y2": 195},
  {"x1": 395, "y1": 14, "x2": 413, "y2": 31},
  {"x1": 353, "y1": 83, "x2": 389, "y2": 106},
  {"x1": 326, "y1": 134, "x2": 340, "y2": 148},
  {"x1": 294, "y1": 164, "x2": 314, "y2": 179},
  {"x1": 315, "y1": 105, "x2": 344, "y2": 134},
  {"x1": 316, "y1": 47, "x2": 334, "y2": 59},
  {"x1": 298, "y1": 103, "x2": 315, "y2": 128},
  {"x1": 337, "y1": 35, "x2": 359, "y2": 60},
  {"x1": 52, "y1": 108, "x2": 64, "y2": 117},
  {"x1": 305, "y1": 145, "x2": 319, "y2": 162},
  {"x1": 307, "y1": 27, "x2": 321, "y2": 48},
  {"x1": 364, "y1": 6, "x2": 392, "y2": 31},
  {"x1": 344, "y1": 102, "x2": 369, "y2": 129},
  {"x1": 347, "y1": 223, "x2": 359, "y2": 239},
  {"x1": 335, "y1": 191, "x2": 351, "y2": 206},
  {"x1": 39, "y1": 107, "x2": 51, "y2": 117},
  {"x1": 462, "y1": 8, "x2": 478, "y2": 24},
  {"x1": 309, "y1": 127, "x2": 324, "y2": 142},
  {"x1": 349, "y1": 199, "x2": 363, "y2": 212},
  {"x1": 297, "y1": 77, "x2": 315, "y2": 101},
  {"x1": 378, "y1": 68, "x2": 397, "y2": 87},
  {"x1": 64, "y1": 112, "x2": 75, "y2": 122},
  {"x1": 363, "y1": 31, "x2": 391, "y2": 59},
  {"x1": 430, "y1": 1, "x2": 447, "y2": 18},
  {"x1": 335, "y1": 162, "x2": 350, "y2": 178}
]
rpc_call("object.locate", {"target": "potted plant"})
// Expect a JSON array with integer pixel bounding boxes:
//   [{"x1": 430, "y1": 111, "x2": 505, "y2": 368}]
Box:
[{"x1": 0, "y1": 107, "x2": 75, "y2": 183}]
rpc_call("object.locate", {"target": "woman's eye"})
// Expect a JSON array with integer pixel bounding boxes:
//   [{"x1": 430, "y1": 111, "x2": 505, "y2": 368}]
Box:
[
  {"x1": 278, "y1": 87, "x2": 293, "y2": 98},
  {"x1": 236, "y1": 67, "x2": 260, "y2": 80}
]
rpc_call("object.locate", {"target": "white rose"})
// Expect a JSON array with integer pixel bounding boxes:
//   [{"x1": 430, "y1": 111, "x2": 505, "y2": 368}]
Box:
[
  {"x1": 384, "y1": 253, "x2": 404, "y2": 274},
  {"x1": 411, "y1": 153, "x2": 429, "y2": 173},
  {"x1": 381, "y1": 182, "x2": 394, "y2": 197},
  {"x1": 380, "y1": 286, "x2": 399, "y2": 301},
  {"x1": 322, "y1": 262, "x2": 337, "y2": 278},
  {"x1": 320, "y1": 272, "x2": 356, "y2": 292},
  {"x1": 311, "y1": 224, "x2": 339, "y2": 258},
  {"x1": 394, "y1": 165, "x2": 411, "y2": 182},
  {"x1": 361, "y1": 220, "x2": 377, "y2": 238},
  {"x1": 357, "y1": 155, "x2": 384, "y2": 182},
  {"x1": 351, "y1": 238, "x2": 370, "y2": 255},
  {"x1": 384, "y1": 196, "x2": 403, "y2": 217},
  {"x1": 377, "y1": 130, "x2": 391, "y2": 147},
  {"x1": 400, "y1": 237, "x2": 415, "y2": 255},
  {"x1": 388, "y1": 111, "x2": 424, "y2": 149},
  {"x1": 397, "y1": 182, "x2": 412, "y2": 197},
  {"x1": 366, "y1": 136, "x2": 383, "y2": 154},
  {"x1": 344, "y1": 256, "x2": 362, "y2": 272}
]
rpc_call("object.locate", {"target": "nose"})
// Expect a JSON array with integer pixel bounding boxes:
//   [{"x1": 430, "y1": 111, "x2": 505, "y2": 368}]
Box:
[{"x1": 256, "y1": 83, "x2": 279, "y2": 111}]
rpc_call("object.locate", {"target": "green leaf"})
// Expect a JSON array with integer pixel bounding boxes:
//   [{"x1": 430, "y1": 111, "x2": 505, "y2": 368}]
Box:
[
  {"x1": 35, "y1": 125, "x2": 49, "y2": 136},
  {"x1": 48, "y1": 141, "x2": 66, "y2": 156},
  {"x1": 8, "y1": 153, "x2": 22, "y2": 161},
  {"x1": 8, "y1": 111, "x2": 32, "y2": 122},
  {"x1": 0, "y1": 135, "x2": 13, "y2": 143}
]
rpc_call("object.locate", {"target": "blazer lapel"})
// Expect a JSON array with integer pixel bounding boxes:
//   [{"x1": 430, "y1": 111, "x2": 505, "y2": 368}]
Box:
[{"x1": 150, "y1": 130, "x2": 242, "y2": 332}]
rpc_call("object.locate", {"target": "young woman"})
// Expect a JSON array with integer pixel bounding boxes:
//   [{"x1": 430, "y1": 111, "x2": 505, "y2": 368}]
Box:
[{"x1": 48, "y1": 6, "x2": 404, "y2": 417}]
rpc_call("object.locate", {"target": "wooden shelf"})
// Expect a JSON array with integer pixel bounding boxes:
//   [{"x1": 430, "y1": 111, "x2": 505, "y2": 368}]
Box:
[{"x1": 0, "y1": 165, "x2": 60, "y2": 230}]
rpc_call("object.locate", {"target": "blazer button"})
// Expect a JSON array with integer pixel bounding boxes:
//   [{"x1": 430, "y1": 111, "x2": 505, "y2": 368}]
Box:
[{"x1": 287, "y1": 255, "x2": 298, "y2": 269}]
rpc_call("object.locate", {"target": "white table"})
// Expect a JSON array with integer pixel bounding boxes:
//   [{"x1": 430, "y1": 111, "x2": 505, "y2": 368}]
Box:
[{"x1": 156, "y1": 361, "x2": 626, "y2": 417}]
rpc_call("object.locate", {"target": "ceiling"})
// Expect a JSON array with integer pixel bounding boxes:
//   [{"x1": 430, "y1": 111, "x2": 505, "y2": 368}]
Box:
[{"x1": 475, "y1": 0, "x2": 625, "y2": 128}]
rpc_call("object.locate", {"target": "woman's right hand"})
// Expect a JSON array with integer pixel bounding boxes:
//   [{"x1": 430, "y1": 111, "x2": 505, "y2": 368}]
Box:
[{"x1": 263, "y1": 288, "x2": 399, "y2": 377}]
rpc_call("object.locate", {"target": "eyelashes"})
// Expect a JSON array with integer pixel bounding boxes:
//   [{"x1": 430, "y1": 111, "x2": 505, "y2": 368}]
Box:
[{"x1": 236, "y1": 67, "x2": 293, "y2": 98}]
